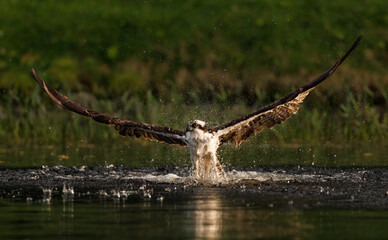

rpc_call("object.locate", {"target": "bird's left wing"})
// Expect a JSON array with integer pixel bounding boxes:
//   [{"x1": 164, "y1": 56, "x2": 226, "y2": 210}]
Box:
[
  {"x1": 30, "y1": 69, "x2": 187, "y2": 146},
  {"x1": 209, "y1": 35, "x2": 362, "y2": 146}
]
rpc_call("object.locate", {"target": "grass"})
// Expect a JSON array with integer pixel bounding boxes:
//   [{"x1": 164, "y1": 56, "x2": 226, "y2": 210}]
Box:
[
  {"x1": 0, "y1": 87, "x2": 386, "y2": 145},
  {"x1": 0, "y1": 0, "x2": 387, "y2": 144}
]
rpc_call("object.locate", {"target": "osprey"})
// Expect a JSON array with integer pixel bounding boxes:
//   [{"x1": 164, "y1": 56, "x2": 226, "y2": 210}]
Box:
[{"x1": 30, "y1": 36, "x2": 361, "y2": 182}]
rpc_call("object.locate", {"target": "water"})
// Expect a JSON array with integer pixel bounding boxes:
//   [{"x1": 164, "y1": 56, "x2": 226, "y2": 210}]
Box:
[
  {"x1": 0, "y1": 143, "x2": 388, "y2": 239},
  {"x1": 1, "y1": 142, "x2": 386, "y2": 168},
  {"x1": 1, "y1": 192, "x2": 388, "y2": 239}
]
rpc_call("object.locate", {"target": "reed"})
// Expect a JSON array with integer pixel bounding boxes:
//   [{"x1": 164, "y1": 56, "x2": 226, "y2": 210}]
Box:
[
  {"x1": 1, "y1": 87, "x2": 386, "y2": 145},
  {"x1": 0, "y1": 0, "x2": 386, "y2": 145}
]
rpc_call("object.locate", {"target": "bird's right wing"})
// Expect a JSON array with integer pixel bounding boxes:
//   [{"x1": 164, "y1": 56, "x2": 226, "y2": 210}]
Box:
[
  {"x1": 209, "y1": 35, "x2": 362, "y2": 146},
  {"x1": 30, "y1": 69, "x2": 187, "y2": 146}
]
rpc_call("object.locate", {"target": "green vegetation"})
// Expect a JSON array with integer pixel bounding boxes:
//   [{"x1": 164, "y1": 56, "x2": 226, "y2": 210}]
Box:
[{"x1": 0, "y1": 0, "x2": 387, "y2": 145}]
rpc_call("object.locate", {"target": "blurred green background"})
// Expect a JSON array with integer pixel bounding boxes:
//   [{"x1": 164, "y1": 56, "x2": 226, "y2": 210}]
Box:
[{"x1": 0, "y1": 0, "x2": 387, "y2": 145}]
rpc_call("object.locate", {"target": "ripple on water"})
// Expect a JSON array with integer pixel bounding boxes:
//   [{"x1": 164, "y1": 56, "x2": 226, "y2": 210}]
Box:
[{"x1": 1, "y1": 165, "x2": 388, "y2": 209}]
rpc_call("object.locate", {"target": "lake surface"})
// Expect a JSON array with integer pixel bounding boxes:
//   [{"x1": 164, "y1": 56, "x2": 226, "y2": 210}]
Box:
[
  {"x1": 1, "y1": 142, "x2": 387, "y2": 168},
  {"x1": 2, "y1": 193, "x2": 388, "y2": 239},
  {"x1": 1, "y1": 143, "x2": 387, "y2": 239}
]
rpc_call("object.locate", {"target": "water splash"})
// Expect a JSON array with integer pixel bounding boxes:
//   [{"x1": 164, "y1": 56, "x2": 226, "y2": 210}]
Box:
[
  {"x1": 2, "y1": 165, "x2": 385, "y2": 206},
  {"x1": 42, "y1": 188, "x2": 52, "y2": 203},
  {"x1": 62, "y1": 184, "x2": 74, "y2": 200},
  {"x1": 22, "y1": 165, "x2": 374, "y2": 187}
]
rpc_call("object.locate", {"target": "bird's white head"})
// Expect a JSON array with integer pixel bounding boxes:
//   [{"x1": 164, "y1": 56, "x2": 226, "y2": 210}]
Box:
[{"x1": 186, "y1": 120, "x2": 207, "y2": 132}]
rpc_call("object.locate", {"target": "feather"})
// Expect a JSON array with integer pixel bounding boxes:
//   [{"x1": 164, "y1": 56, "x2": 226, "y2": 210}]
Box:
[
  {"x1": 210, "y1": 36, "x2": 362, "y2": 146},
  {"x1": 30, "y1": 69, "x2": 187, "y2": 146}
]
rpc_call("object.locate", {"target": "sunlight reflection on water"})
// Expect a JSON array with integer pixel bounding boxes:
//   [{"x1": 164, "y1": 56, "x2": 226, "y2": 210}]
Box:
[{"x1": 3, "y1": 187, "x2": 388, "y2": 240}]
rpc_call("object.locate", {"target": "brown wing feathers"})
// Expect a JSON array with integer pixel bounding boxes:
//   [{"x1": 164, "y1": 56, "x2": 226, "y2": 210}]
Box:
[
  {"x1": 214, "y1": 89, "x2": 313, "y2": 145},
  {"x1": 30, "y1": 36, "x2": 361, "y2": 147},
  {"x1": 30, "y1": 69, "x2": 186, "y2": 146},
  {"x1": 211, "y1": 36, "x2": 362, "y2": 146}
]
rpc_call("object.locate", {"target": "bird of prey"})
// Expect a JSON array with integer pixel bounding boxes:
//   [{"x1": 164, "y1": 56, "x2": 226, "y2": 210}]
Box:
[{"x1": 30, "y1": 36, "x2": 361, "y2": 182}]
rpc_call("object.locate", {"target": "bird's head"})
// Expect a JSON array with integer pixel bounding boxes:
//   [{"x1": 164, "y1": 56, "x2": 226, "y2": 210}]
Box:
[{"x1": 186, "y1": 120, "x2": 207, "y2": 132}]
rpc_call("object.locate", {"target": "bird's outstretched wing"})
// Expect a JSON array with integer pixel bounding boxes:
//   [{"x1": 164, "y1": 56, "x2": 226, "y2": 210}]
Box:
[
  {"x1": 30, "y1": 69, "x2": 187, "y2": 146},
  {"x1": 209, "y1": 35, "x2": 362, "y2": 146}
]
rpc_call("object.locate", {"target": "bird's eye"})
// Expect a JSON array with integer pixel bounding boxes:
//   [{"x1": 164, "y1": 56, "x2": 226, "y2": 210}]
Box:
[{"x1": 192, "y1": 123, "x2": 198, "y2": 128}]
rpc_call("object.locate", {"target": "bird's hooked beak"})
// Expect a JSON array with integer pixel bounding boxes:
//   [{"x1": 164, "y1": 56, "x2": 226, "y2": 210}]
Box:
[
  {"x1": 186, "y1": 123, "x2": 196, "y2": 132},
  {"x1": 186, "y1": 121, "x2": 208, "y2": 132}
]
